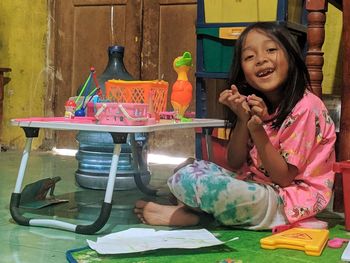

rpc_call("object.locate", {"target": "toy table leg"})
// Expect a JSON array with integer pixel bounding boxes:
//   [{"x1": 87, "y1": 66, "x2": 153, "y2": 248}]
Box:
[
  {"x1": 14, "y1": 137, "x2": 34, "y2": 194},
  {"x1": 203, "y1": 127, "x2": 213, "y2": 162},
  {"x1": 130, "y1": 133, "x2": 158, "y2": 196},
  {"x1": 10, "y1": 128, "x2": 127, "y2": 234},
  {"x1": 10, "y1": 127, "x2": 39, "y2": 226}
]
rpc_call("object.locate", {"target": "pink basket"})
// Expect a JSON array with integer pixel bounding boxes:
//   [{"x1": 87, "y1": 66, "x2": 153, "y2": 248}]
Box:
[{"x1": 95, "y1": 103, "x2": 155, "y2": 126}]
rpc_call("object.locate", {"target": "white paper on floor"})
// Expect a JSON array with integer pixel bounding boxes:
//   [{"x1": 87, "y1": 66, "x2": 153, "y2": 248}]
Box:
[{"x1": 87, "y1": 228, "x2": 239, "y2": 254}]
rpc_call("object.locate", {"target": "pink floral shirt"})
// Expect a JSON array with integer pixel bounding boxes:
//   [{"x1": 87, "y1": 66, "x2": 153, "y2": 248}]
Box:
[{"x1": 237, "y1": 91, "x2": 336, "y2": 223}]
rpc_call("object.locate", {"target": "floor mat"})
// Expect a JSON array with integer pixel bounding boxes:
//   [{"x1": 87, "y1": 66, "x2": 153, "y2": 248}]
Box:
[{"x1": 66, "y1": 224, "x2": 349, "y2": 263}]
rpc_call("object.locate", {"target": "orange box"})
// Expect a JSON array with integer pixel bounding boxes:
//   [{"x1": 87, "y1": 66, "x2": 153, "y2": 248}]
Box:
[{"x1": 105, "y1": 80, "x2": 169, "y2": 114}]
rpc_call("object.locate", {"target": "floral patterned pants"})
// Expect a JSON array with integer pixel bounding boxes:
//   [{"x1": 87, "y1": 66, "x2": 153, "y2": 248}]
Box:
[{"x1": 167, "y1": 160, "x2": 287, "y2": 230}]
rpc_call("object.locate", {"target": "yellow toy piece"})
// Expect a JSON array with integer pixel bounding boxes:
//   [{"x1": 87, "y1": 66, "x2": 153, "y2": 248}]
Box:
[{"x1": 260, "y1": 227, "x2": 329, "y2": 256}]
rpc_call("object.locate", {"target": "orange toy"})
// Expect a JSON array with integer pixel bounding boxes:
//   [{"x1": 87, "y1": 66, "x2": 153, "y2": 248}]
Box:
[
  {"x1": 170, "y1": 51, "x2": 193, "y2": 118},
  {"x1": 105, "y1": 80, "x2": 169, "y2": 114}
]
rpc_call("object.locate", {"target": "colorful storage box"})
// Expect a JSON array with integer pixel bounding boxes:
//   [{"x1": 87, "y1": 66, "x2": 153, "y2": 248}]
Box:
[
  {"x1": 203, "y1": 0, "x2": 303, "y2": 24},
  {"x1": 204, "y1": 0, "x2": 278, "y2": 23},
  {"x1": 197, "y1": 27, "x2": 235, "y2": 73}
]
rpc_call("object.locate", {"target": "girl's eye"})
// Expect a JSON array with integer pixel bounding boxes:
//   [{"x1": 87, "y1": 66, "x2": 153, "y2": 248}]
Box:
[
  {"x1": 243, "y1": 55, "x2": 254, "y2": 61},
  {"x1": 267, "y1": 48, "x2": 278, "y2": 53}
]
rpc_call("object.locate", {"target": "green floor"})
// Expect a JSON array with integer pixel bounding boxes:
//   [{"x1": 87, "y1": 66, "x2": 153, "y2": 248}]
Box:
[{"x1": 0, "y1": 150, "x2": 349, "y2": 263}]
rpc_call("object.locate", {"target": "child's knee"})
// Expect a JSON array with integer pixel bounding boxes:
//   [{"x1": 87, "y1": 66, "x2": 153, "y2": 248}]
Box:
[{"x1": 173, "y1": 157, "x2": 195, "y2": 173}]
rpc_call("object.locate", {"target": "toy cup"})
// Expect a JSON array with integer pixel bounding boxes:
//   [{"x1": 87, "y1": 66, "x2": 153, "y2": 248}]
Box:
[{"x1": 64, "y1": 100, "x2": 77, "y2": 119}]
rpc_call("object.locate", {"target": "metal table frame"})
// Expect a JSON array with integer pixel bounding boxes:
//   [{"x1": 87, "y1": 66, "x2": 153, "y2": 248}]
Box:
[{"x1": 10, "y1": 118, "x2": 224, "y2": 234}]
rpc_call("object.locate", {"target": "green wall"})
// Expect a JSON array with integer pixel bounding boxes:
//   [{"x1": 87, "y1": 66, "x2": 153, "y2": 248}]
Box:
[{"x1": 0, "y1": 0, "x2": 47, "y2": 149}]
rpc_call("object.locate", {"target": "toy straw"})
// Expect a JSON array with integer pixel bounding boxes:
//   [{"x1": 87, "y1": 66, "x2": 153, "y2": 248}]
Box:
[
  {"x1": 81, "y1": 87, "x2": 98, "y2": 110},
  {"x1": 80, "y1": 68, "x2": 101, "y2": 110},
  {"x1": 91, "y1": 67, "x2": 102, "y2": 98},
  {"x1": 75, "y1": 72, "x2": 92, "y2": 105},
  {"x1": 77, "y1": 66, "x2": 102, "y2": 110},
  {"x1": 75, "y1": 67, "x2": 103, "y2": 111},
  {"x1": 76, "y1": 74, "x2": 92, "y2": 110}
]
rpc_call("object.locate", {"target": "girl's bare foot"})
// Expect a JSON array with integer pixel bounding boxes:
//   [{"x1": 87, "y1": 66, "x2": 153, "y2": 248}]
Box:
[
  {"x1": 167, "y1": 193, "x2": 178, "y2": 205},
  {"x1": 134, "y1": 200, "x2": 200, "y2": 226}
]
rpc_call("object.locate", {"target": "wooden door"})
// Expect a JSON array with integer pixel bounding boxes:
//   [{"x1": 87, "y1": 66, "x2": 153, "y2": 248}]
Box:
[
  {"x1": 48, "y1": 0, "x2": 197, "y2": 155},
  {"x1": 48, "y1": 0, "x2": 142, "y2": 148},
  {"x1": 142, "y1": 0, "x2": 197, "y2": 156}
]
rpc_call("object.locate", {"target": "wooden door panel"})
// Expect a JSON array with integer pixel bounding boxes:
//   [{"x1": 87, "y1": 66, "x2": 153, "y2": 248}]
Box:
[
  {"x1": 51, "y1": 0, "x2": 141, "y2": 148},
  {"x1": 72, "y1": 5, "x2": 127, "y2": 92},
  {"x1": 73, "y1": 0, "x2": 126, "y2": 5},
  {"x1": 143, "y1": 0, "x2": 197, "y2": 111},
  {"x1": 143, "y1": 0, "x2": 197, "y2": 157},
  {"x1": 159, "y1": 2, "x2": 197, "y2": 112}
]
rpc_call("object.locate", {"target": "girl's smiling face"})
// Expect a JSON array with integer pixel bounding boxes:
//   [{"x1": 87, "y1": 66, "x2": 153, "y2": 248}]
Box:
[{"x1": 241, "y1": 29, "x2": 289, "y2": 104}]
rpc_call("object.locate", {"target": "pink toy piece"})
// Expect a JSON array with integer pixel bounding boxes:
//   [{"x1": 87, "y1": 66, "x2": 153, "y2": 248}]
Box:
[
  {"x1": 272, "y1": 224, "x2": 292, "y2": 234},
  {"x1": 14, "y1": 117, "x2": 96, "y2": 124},
  {"x1": 159, "y1": 111, "x2": 176, "y2": 120},
  {"x1": 272, "y1": 217, "x2": 328, "y2": 234},
  {"x1": 184, "y1": 111, "x2": 196, "y2": 118},
  {"x1": 95, "y1": 103, "x2": 155, "y2": 126},
  {"x1": 328, "y1": 238, "x2": 350, "y2": 248}
]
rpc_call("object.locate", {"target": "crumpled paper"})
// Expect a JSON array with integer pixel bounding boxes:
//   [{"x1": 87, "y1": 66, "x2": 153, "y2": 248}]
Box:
[{"x1": 87, "y1": 228, "x2": 238, "y2": 254}]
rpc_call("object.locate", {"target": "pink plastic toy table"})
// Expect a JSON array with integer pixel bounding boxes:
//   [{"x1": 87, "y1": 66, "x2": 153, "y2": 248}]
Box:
[{"x1": 10, "y1": 117, "x2": 224, "y2": 234}]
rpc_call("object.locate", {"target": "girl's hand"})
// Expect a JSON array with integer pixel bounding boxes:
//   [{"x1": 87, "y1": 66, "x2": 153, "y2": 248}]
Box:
[
  {"x1": 219, "y1": 85, "x2": 251, "y2": 122},
  {"x1": 247, "y1": 115, "x2": 263, "y2": 132},
  {"x1": 246, "y1": 94, "x2": 268, "y2": 132},
  {"x1": 247, "y1": 94, "x2": 268, "y2": 120}
]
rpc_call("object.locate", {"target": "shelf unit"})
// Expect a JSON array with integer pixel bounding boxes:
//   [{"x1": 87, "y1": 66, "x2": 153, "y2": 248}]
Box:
[{"x1": 195, "y1": 0, "x2": 308, "y2": 159}]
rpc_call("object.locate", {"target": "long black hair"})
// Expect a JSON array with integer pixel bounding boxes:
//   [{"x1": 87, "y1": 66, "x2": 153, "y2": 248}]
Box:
[{"x1": 226, "y1": 22, "x2": 311, "y2": 129}]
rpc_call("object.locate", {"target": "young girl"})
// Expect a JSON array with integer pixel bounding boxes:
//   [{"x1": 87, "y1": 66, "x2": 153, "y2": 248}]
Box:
[{"x1": 134, "y1": 22, "x2": 336, "y2": 230}]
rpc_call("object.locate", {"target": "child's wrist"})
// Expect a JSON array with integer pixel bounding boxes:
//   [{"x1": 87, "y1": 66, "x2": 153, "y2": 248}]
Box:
[
  {"x1": 236, "y1": 118, "x2": 249, "y2": 127},
  {"x1": 249, "y1": 126, "x2": 268, "y2": 144}
]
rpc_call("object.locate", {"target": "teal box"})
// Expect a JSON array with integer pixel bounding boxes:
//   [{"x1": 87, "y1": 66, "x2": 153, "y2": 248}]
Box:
[{"x1": 197, "y1": 27, "x2": 235, "y2": 73}]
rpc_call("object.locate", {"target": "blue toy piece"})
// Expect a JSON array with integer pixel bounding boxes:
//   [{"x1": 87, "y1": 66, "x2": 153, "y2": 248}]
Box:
[{"x1": 75, "y1": 108, "x2": 86, "y2": 117}]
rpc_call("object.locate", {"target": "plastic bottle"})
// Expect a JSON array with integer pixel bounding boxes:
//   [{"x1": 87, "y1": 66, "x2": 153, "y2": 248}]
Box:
[
  {"x1": 98, "y1": 45, "x2": 133, "y2": 92},
  {"x1": 77, "y1": 45, "x2": 133, "y2": 97},
  {"x1": 75, "y1": 45, "x2": 150, "y2": 190}
]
